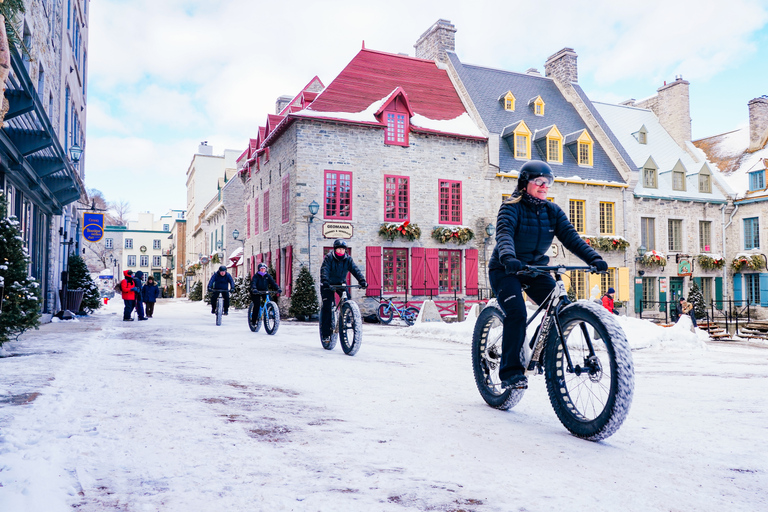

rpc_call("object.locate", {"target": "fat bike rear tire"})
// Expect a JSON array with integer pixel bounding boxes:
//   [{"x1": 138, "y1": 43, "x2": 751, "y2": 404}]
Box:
[
  {"x1": 339, "y1": 301, "x2": 363, "y2": 356},
  {"x1": 471, "y1": 304, "x2": 525, "y2": 410},
  {"x1": 402, "y1": 306, "x2": 420, "y2": 326},
  {"x1": 264, "y1": 302, "x2": 280, "y2": 335},
  {"x1": 320, "y1": 308, "x2": 338, "y2": 350},
  {"x1": 544, "y1": 301, "x2": 634, "y2": 441},
  {"x1": 247, "y1": 303, "x2": 260, "y2": 332}
]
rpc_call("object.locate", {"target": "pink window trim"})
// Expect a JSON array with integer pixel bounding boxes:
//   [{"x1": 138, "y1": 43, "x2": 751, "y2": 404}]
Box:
[
  {"x1": 383, "y1": 247, "x2": 409, "y2": 293},
  {"x1": 438, "y1": 249, "x2": 462, "y2": 293},
  {"x1": 282, "y1": 174, "x2": 290, "y2": 224},
  {"x1": 253, "y1": 197, "x2": 259, "y2": 235},
  {"x1": 263, "y1": 190, "x2": 270, "y2": 232},
  {"x1": 384, "y1": 175, "x2": 410, "y2": 222},
  {"x1": 384, "y1": 111, "x2": 409, "y2": 146},
  {"x1": 324, "y1": 170, "x2": 353, "y2": 220},
  {"x1": 439, "y1": 179, "x2": 462, "y2": 225}
]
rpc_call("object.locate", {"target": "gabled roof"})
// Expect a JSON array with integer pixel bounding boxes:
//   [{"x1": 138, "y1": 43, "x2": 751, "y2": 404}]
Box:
[
  {"x1": 693, "y1": 128, "x2": 768, "y2": 198},
  {"x1": 593, "y1": 101, "x2": 731, "y2": 201},
  {"x1": 448, "y1": 52, "x2": 624, "y2": 183},
  {"x1": 277, "y1": 76, "x2": 325, "y2": 116}
]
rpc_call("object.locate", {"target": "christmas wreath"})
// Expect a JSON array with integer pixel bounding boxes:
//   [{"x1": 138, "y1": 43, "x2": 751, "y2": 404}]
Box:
[{"x1": 379, "y1": 221, "x2": 421, "y2": 241}]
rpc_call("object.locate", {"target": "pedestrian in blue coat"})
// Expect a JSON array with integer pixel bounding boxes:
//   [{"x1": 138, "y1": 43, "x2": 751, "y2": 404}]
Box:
[
  {"x1": 132, "y1": 271, "x2": 148, "y2": 320},
  {"x1": 141, "y1": 276, "x2": 162, "y2": 318}
]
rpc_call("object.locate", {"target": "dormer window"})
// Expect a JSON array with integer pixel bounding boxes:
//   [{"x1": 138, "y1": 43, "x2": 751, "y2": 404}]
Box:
[
  {"x1": 376, "y1": 87, "x2": 413, "y2": 147},
  {"x1": 545, "y1": 126, "x2": 563, "y2": 163},
  {"x1": 634, "y1": 125, "x2": 648, "y2": 145},
  {"x1": 502, "y1": 91, "x2": 516, "y2": 111},
  {"x1": 513, "y1": 121, "x2": 531, "y2": 159},
  {"x1": 529, "y1": 96, "x2": 545, "y2": 116},
  {"x1": 385, "y1": 112, "x2": 408, "y2": 145},
  {"x1": 642, "y1": 157, "x2": 658, "y2": 188},
  {"x1": 698, "y1": 165, "x2": 712, "y2": 193},
  {"x1": 672, "y1": 160, "x2": 687, "y2": 191},
  {"x1": 749, "y1": 170, "x2": 766, "y2": 191}
]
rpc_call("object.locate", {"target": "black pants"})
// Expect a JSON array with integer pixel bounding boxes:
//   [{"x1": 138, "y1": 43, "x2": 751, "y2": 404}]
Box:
[
  {"x1": 210, "y1": 291, "x2": 230, "y2": 313},
  {"x1": 489, "y1": 268, "x2": 555, "y2": 381},
  {"x1": 320, "y1": 287, "x2": 343, "y2": 338},
  {"x1": 123, "y1": 299, "x2": 135, "y2": 320},
  {"x1": 145, "y1": 302, "x2": 155, "y2": 317},
  {"x1": 250, "y1": 293, "x2": 263, "y2": 321}
]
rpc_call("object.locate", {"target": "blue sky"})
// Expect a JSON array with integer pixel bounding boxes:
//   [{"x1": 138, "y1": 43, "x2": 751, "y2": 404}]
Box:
[{"x1": 84, "y1": 0, "x2": 768, "y2": 217}]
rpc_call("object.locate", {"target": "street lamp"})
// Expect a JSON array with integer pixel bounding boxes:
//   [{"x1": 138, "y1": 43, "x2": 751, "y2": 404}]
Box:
[
  {"x1": 68, "y1": 143, "x2": 83, "y2": 169},
  {"x1": 306, "y1": 200, "x2": 319, "y2": 274},
  {"x1": 232, "y1": 229, "x2": 245, "y2": 277}
]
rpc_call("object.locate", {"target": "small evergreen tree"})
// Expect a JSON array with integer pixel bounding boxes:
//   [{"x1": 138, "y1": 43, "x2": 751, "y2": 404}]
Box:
[
  {"x1": 189, "y1": 281, "x2": 203, "y2": 301},
  {"x1": 66, "y1": 254, "x2": 101, "y2": 313},
  {"x1": 688, "y1": 281, "x2": 706, "y2": 319},
  {"x1": 289, "y1": 265, "x2": 319, "y2": 320},
  {"x1": 0, "y1": 193, "x2": 41, "y2": 345},
  {"x1": 230, "y1": 276, "x2": 250, "y2": 309},
  {"x1": 567, "y1": 282, "x2": 576, "y2": 303}
]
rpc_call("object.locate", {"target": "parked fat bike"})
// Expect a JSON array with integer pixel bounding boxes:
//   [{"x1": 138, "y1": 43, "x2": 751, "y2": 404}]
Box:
[
  {"x1": 320, "y1": 284, "x2": 363, "y2": 356},
  {"x1": 376, "y1": 297, "x2": 420, "y2": 326},
  {"x1": 248, "y1": 291, "x2": 280, "y2": 335},
  {"x1": 471, "y1": 265, "x2": 634, "y2": 441}
]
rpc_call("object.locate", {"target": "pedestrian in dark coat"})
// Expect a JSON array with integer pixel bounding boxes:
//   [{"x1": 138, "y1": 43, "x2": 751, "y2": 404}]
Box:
[
  {"x1": 132, "y1": 271, "x2": 148, "y2": 320},
  {"x1": 141, "y1": 276, "x2": 162, "y2": 318},
  {"x1": 319, "y1": 239, "x2": 367, "y2": 341},
  {"x1": 489, "y1": 161, "x2": 608, "y2": 390},
  {"x1": 120, "y1": 270, "x2": 138, "y2": 321}
]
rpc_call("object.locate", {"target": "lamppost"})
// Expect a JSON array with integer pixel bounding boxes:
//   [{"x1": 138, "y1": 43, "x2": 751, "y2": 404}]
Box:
[
  {"x1": 306, "y1": 200, "x2": 319, "y2": 275},
  {"x1": 232, "y1": 229, "x2": 246, "y2": 277},
  {"x1": 69, "y1": 143, "x2": 83, "y2": 170}
]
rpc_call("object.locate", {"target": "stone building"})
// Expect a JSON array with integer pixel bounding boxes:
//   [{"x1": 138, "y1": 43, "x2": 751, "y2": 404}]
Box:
[
  {"x1": 239, "y1": 46, "x2": 487, "y2": 314},
  {"x1": 104, "y1": 212, "x2": 173, "y2": 286}
]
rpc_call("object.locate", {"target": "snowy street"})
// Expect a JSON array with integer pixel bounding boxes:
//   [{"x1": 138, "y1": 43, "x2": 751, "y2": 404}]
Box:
[{"x1": 1, "y1": 298, "x2": 767, "y2": 511}]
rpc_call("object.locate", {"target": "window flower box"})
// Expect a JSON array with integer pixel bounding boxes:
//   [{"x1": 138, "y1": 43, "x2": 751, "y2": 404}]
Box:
[
  {"x1": 640, "y1": 250, "x2": 667, "y2": 267},
  {"x1": 580, "y1": 235, "x2": 630, "y2": 252},
  {"x1": 432, "y1": 226, "x2": 475, "y2": 244},
  {"x1": 379, "y1": 221, "x2": 421, "y2": 242},
  {"x1": 731, "y1": 253, "x2": 766, "y2": 272},
  {"x1": 696, "y1": 254, "x2": 725, "y2": 270}
]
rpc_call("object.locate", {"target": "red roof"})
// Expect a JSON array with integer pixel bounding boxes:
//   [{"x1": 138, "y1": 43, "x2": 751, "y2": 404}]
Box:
[{"x1": 308, "y1": 49, "x2": 467, "y2": 121}]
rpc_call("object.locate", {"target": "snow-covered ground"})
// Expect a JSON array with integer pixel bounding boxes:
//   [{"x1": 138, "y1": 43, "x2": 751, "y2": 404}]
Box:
[{"x1": 1, "y1": 298, "x2": 766, "y2": 511}]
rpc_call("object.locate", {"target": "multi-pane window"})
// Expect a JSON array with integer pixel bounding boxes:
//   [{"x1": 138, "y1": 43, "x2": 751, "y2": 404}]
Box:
[
  {"x1": 535, "y1": 103, "x2": 543, "y2": 115},
  {"x1": 668, "y1": 219, "x2": 683, "y2": 252},
  {"x1": 673, "y1": 170, "x2": 686, "y2": 190},
  {"x1": 699, "y1": 221, "x2": 712, "y2": 252},
  {"x1": 578, "y1": 142, "x2": 590, "y2": 165},
  {"x1": 749, "y1": 170, "x2": 765, "y2": 191},
  {"x1": 163, "y1": 224, "x2": 170, "y2": 231},
  {"x1": 600, "y1": 268, "x2": 616, "y2": 296},
  {"x1": 384, "y1": 176, "x2": 409, "y2": 221},
  {"x1": 569, "y1": 200, "x2": 585, "y2": 234},
  {"x1": 599, "y1": 202, "x2": 614, "y2": 235},
  {"x1": 438, "y1": 250, "x2": 461, "y2": 293},
  {"x1": 571, "y1": 270, "x2": 587, "y2": 300},
  {"x1": 745, "y1": 274, "x2": 761, "y2": 305},
  {"x1": 282, "y1": 174, "x2": 290, "y2": 224},
  {"x1": 744, "y1": 217, "x2": 760, "y2": 250},
  {"x1": 638, "y1": 131, "x2": 647, "y2": 144},
  {"x1": 701, "y1": 277, "x2": 713, "y2": 306},
  {"x1": 140, "y1": 255, "x2": 149, "y2": 267},
  {"x1": 699, "y1": 172, "x2": 712, "y2": 193},
  {"x1": 383, "y1": 248, "x2": 408, "y2": 293},
  {"x1": 105, "y1": 238, "x2": 113, "y2": 249},
  {"x1": 263, "y1": 190, "x2": 270, "y2": 232},
  {"x1": 641, "y1": 217, "x2": 655, "y2": 251},
  {"x1": 253, "y1": 198, "x2": 259, "y2": 235},
  {"x1": 385, "y1": 112, "x2": 408, "y2": 145},
  {"x1": 153, "y1": 240, "x2": 161, "y2": 250},
  {"x1": 127, "y1": 255, "x2": 136, "y2": 267},
  {"x1": 643, "y1": 168, "x2": 657, "y2": 188},
  {"x1": 642, "y1": 277, "x2": 656, "y2": 308},
  {"x1": 324, "y1": 170, "x2": 352, "y2": 219},
  {"x1": 246, "y1": 204, "x2": 251, "y2": 238},
  {"x1": 152, "y1": 256, "x2": 161, "y2": 267},
  {"x1": 439, "y1": 180, "x2": 462, "y2": 224},
  {"x1": 125, "y1": 238, "x2": 133, "y2": 249},
  {"x1": 515, "y1": 134, "x2": 528, "y2": 158},
  {"x1": 547, "y1": 138, "x2": 561, "y2": 162}
]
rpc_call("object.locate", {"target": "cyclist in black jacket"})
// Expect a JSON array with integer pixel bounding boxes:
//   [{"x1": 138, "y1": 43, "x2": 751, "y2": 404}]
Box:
[
  {"x1": 489, "y1": 161, "x2": 608, "y2": 390},
  {"x1": 320, "y1": 239, "x2": 367, "y2": 342},
  {"x1": 208, "y1": 265, "x2": 236, "y2": 315},
  {"x1": 250, "y1": 263, "x2": 281, "y2": 322}
]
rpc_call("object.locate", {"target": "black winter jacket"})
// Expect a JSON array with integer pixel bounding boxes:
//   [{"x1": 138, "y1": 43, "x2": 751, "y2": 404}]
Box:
[
  {"x1": 141, "y1": 283, "x2": 161, "y2": 302},
  {"x1": 208, "y1": 272, "x2": 235, "y2": 291},
  {"x1": 250, "y1": 272, "x2": 280, "y2": 293},
  {"x1": 320, "y1": 252, "x2": 365, "y2": 287},
  {"x1": 489, "y1": 193, "x2": 601, "y2": 271}
]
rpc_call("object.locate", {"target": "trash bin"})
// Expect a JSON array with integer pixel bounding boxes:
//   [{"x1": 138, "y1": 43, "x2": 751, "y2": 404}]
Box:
[{"x1": 59, "y1": 288, "x2": 85, "y2": 312}]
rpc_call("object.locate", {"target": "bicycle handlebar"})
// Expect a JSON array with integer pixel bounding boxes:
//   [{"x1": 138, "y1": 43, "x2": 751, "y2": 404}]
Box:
[
  {"x1": 516, "y1": 265, "x2": 605, "y2": 276},
  {"x1": 327, "y1": 284, "x2": 364, "y2": 290}
]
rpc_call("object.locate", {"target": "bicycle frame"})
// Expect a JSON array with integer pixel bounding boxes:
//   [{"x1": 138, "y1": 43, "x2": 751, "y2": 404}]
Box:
[
  {"x1": 381, "y1": 298, "x2": 406, "y2": 318},
  {"x1": 253, "y1": 291, "x2": 273, "y2": 321}
]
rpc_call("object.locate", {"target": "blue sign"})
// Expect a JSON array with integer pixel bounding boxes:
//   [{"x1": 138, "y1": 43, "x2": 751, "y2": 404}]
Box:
[{"x1": 83, "y1": 212, "x2": 104, "y2": 242}]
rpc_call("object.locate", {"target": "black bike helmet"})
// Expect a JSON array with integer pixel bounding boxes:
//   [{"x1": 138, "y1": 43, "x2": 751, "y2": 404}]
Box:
[
  {"x1": 517, "y1": 160, "x2": 554, "y2": 191},
  {"x1": 333, "y1": 239, "x2": 347, "y2": 249},
  {"x1": 218, "y1": 265, "x2": 227, "y2": 272}
]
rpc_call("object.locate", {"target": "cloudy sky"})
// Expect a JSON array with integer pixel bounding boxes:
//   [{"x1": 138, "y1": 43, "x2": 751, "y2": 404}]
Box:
[{"x1": 84, "y1": 0, "x2": 768, "y2": 217}]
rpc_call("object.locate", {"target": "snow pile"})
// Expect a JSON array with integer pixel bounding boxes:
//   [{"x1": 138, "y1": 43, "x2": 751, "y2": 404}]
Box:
[{"x1": 616, "y1": 314, "x2": 708, "y2": 351}]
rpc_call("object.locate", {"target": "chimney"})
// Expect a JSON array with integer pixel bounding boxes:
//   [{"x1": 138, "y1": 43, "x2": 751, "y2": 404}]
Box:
[
  {"x1": 652, "y1": 76, "x2": 692, "y2": 149},
  {"x1": 748, "y1": 96, "x2": 768, "y2": 152},
  {"x1": 414, "y1": 19, "x2": 456, "y2": 63},
  {"x1": 544, "y1": 48, "x2": 578, "y2": 84},
  {"x1": 197, "y1": 141, "x2": 213, "y2": 155},
  {"x1": 275, "y1": 95, "x2": 293, "y2": 115}
]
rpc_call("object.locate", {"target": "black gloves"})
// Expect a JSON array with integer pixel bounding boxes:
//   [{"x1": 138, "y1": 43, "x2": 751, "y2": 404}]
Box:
[
  {"x1": 502, "y1": 256, "x2": 523, "y2": 275},
  {"x1": 359, "y1": 280, "x2": 368, "y2": 289},
  {"x1": 321, "y1": 280, "x2": 329, "y2": 287},
  {"x1": 277, "y1": 289, "x2": 283, "y2": 294},
  {"x1": 592, "y1": 259, "x2": 608, "y2": 272}
]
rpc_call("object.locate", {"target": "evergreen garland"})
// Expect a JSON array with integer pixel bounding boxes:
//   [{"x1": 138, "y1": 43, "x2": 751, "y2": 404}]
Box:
[
  {"x1": 0, "y1": 193, "x2": 41, "y2": 345},
  {"x1": 289, "y1": 265, "x2": 319, "y2": 320},
  {"x1": 66, "y1": 255, "x2": 101, "y2": 313}
]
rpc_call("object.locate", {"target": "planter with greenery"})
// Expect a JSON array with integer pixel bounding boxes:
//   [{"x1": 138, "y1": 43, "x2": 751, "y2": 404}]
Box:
[
  {"x1": 580, "y1": 235, "x2": 630, "y2": 252},
  {"x1": 697, "y1": 254, "x2": 725, "y2": 270},
  {"x1": 731, "y1": 253, "x2": 765, "y2": 272},
  {"x1": 379, "y1": 221, "x2": 421, "y2": 242},
  {"x1": 639, "y1": 250, "x2": 667, "y2": 268},
  {"x1": 431, "y1": 226, "x2": 475, "y2": 244},
  {"x1": 66, "y1": 255, "x2": 101, "y2": 313}
]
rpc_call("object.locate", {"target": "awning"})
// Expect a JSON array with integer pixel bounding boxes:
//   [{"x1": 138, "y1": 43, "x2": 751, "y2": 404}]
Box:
[{"x1": 228, "y1": 247, "x2": 243, "y2": 262}]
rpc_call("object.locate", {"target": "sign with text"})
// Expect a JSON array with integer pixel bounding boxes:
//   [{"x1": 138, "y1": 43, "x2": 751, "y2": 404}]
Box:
[
  {"x1": 677, "y1": 259, "x2": 692, "y2": 276},
  {"x1": 83, "y1": 212, "x2": 104, "y2": 242},
  {"x1": 322, "y1": 222, "x2": 353, "y2": 239}
]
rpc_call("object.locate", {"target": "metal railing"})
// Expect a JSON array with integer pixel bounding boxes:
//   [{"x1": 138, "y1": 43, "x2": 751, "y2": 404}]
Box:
[{"x1": 374, "y1": 287, "x2": 493, "y2": 319}]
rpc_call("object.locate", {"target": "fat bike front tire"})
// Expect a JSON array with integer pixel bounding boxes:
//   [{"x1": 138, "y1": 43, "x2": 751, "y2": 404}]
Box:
[
  {"x1": 471, "y1": 305, "x2": 525, "y2": 410},
  {"x1": 402, "y1": 306, "x2": 420, "y2": 326},
  {"x1": 544, "y1": 301, "x2": 634, "y2": 441},
  {"x1": 264, "y1": 302, "x2": 280, "y2": 335},
  {"x1": 216, "y1": 297, "x2": 223, "y2": 326},
  {"x1": 339, "y1": 301, "x2": 363, "y2": 356}
]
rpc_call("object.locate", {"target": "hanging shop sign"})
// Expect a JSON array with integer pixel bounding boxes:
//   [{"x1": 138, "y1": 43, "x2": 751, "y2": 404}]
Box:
[
  {"x1": 82, "y1": 212, "x2": 104, "y2": 243},
  {"x1": 322, "y1": 222, "x2": 353, "y2": 239}
]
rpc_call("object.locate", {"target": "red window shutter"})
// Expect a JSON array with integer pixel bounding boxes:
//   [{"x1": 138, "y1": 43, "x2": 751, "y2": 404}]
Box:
[
  {"x1": 266, "y1": 251, "x2": 271, "y2": 268},
  {"x1": 274, "y1": 249, "x2": 281, "y2": 288},
  {"x1": 263, "y1": 191, "x2": 270, "y2": 232},
  {"x1": 411, "y1": 247, "x2": 426, "y2": 295},
  {"x1": 285, "y1": 246, "x2": 293, "y2": 297},
  {"x1": 251, "y1": 256, "x2": 255, "y2": 277},
  {"x1": 256, "y1": 253, "x2": 262, "y2": 265},
  {"x1": 366, "y1": 246, "x2": 382, "y2": 297},
  {"x1": 425, "y1": 248, "x2": 439, "y2": 296},
  {"x1": 465, "y1": 248, "x2": 479, "y2": 295}
]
